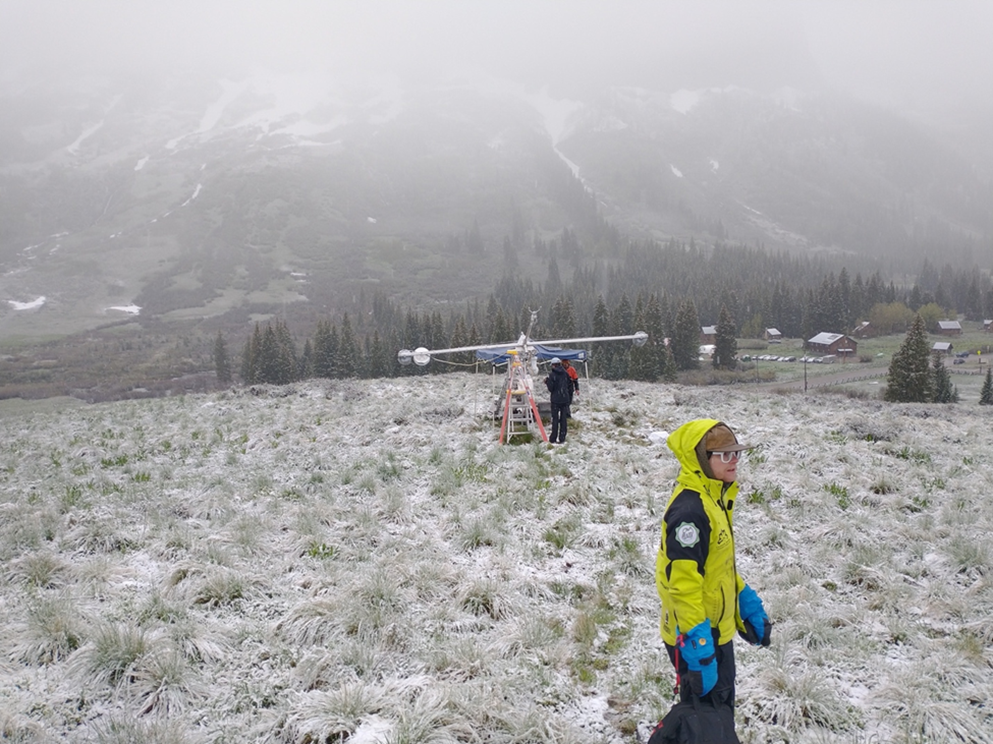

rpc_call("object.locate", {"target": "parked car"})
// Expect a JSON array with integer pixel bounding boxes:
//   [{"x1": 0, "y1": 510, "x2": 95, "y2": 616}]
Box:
[
  {"x1": 955, "y1": 351, "x2": 970, "y2": 358},
  {"x1": 953, "y1": 358, "x2": 965, "y2": 364}
]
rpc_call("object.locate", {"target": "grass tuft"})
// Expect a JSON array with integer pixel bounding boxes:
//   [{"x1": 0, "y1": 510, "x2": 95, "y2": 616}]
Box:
[
  {"x1": 68, "y1": 622, "x2": 158, "y2": 688},
  {"x1": 10, "y1": 592, "x2": 85, "y2": 664}
]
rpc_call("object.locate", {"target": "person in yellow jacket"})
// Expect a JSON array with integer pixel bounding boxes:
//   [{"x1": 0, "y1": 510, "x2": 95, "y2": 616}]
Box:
[{"x1": 656, "y1": 419, "x2": 772, "y2": 710}]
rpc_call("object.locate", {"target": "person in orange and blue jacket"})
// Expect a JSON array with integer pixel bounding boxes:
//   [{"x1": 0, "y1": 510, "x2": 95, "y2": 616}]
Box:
[{"x1": 656, "y1": 419, "x2": 772, "y2": 711}]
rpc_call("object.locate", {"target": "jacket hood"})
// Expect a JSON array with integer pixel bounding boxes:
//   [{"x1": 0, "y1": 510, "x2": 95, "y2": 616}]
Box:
[{"x1": 667, "y1": 418, "x2": 737, "y2": 486}]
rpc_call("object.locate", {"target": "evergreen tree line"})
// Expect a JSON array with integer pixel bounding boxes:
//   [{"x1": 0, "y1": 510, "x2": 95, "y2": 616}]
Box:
[{"x1": 217, "y1": 237, "x2": 993, "y2": 386}]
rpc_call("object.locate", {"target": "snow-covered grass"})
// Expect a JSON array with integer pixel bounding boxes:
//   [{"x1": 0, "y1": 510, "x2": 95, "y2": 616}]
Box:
[{"x1": 1, "y1": 375, "x2": 991, "y2": 743}]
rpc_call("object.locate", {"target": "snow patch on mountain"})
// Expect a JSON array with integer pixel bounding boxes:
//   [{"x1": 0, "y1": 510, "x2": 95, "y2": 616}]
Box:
[
  {"x1": 199, "y1": 79, "x2": 248, "y2": 133},
  {"x1": 231, "y1": 73, "x2": 354, "y2": 140},
  {"x1": 159, "y1": 72, "x2": 406, "y2": 153},
  {"x1": 66, "y1": 120, "x2": 104, "y2": 154},
  {"x1": 181, "y1": 184, "x2": 202, "y2": 207},
  {"x1": 525, "y1": 87, "x2": 583, "y2": 145},
  {"x1": 270, "y1": 115, "x2": 350, "y2": 139},
  {"x1": 7, "y1": 296, "x2": 45, "y2": 310},
  {"x1": 739, "y1": 201, "x2": 813, "y2": 248}
]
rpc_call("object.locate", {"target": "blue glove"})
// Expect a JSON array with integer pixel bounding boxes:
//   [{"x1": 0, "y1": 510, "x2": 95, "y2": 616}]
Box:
[
  {"x1": 678, "y1": 620, "x2": 717, "y2": 697},
  {"x1": 738, "y1": 584, "x2": 772, "y2": 647}
]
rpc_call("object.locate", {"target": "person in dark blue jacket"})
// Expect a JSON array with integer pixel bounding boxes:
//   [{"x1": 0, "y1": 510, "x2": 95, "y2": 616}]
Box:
[{"x1": 544, "y1": 358, "x2": 572, "y2": 443}]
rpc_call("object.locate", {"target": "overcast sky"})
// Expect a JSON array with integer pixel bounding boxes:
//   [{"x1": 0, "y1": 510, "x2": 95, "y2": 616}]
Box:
[{"x1": 2, "y1": 0, "x2": 990, "y2": 123}]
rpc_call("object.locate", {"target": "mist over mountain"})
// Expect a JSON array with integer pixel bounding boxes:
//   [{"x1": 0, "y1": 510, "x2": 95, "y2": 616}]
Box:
[{"x1": 0, "y1": 1, "x2": 990, "y2": 347}]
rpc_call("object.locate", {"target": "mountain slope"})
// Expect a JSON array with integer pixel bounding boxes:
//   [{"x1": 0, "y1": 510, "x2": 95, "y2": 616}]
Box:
[
  {"x1": 0, "y1": 70, "x2": 989, "y2": 341},
  {"x1": 558, "y1": 85, "x2": 991, "y2": 253}
]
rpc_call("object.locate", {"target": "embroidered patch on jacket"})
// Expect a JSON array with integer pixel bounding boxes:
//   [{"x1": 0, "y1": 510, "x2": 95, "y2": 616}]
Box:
[{"x1": 674, "y1": 521, "x2": 700, "y2": 548}]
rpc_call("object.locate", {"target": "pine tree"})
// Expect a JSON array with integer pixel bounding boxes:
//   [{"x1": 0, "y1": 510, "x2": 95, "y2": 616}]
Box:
[
  {"x1": 658, "y1": 294, "x2": 673, "y2": 341},
  {"x1": 240, "y1": 338, "x2": 253, "y2": 384},
  {"x1": 672, "y1": 300, "x2": 701, "y2": 371},
  {"x1": 590, "y1": 296, "x2": 613, "y2": 378},
  {"x1": 299, "y1": 339, "x2": 314, "y2": 380},
  {"x1": 241, "y1": 323, "x2": 263, "y2": 384},
  {"x1": 273, "y1": 320, "x2": 297, "y2": 384},
  {"x1": 327, "y1": 326, "x2": 341, "y2": 378},
  {"x1": 838, "y1": 267, "x2": 852, "y2": 331},
  {"x1": 449, "y1": 314, "x2": 470, "y2": 368},
  {"x1": 884, "y1": 314, "x2": 932, "y2": 402},
  {"x1": 980, "y1": 366, "x2": 993, "y2": 405},
  {"x1": 385, "y1": 328, "x2": 402, "y2": 378},
  {"x1": 428, "y1": 312, "x2": 446, "y2": 353},
  {"x1": 467, "y1": 322, "x2": 482, "y2": 371},
  {"x1": 549, "y1": 296, "x2": 576, "y2": 340},
  {"x1": 401, "y1": 310, "x2": 421, "y2": 376},
  {"x1": 713, "y1": 304, "x2": 737, "y2": 371},
  {"x1": 851, "y1": 273, "x2": 867, "y2": 324},
  {"x1": 213, "y1": 331, "x2": 232, "y2": 385},
  {"x1": 337, "y1": 313, "x2": 358, "y2": 378},
  {"x1": 931, "y1": 352, "x2": 957, "y2": 403},
  {"x1": 628, "y1": 295, "x2": 656, "y2": 381},
  {"x1": 313, "y1": 320, "x2": 335, "y2": 378},
  {"x1": 644, "y1": 294, "x2": 668, "y2": 379},
  {"x1": 545, "y1": 257, "x2": 562, "y2": 298},
  {"x1": 489, "y1": 307, "x2": 511, "y2": 345},
  {"x1": 361, "y1": 331, "x2": 383, "y2": 378},
  {"x1": 660, "y1": 344, "x2": 678, "y2": 382},
  {"x1": 610, "y1": 294, "x2": 634, "y2": 379},
  {"x1": 801, "y1": 288, "x2": 817, "y2": 341},
  {"x1": 965, "y1": 277, "x2": 982, "y2": 321},
  {"x1": 256, "y1": 325, "x2": 281, "y2": 384}
]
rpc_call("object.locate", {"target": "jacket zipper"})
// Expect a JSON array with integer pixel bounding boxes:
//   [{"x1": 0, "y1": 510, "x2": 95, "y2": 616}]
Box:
[{"x1": 718, "y1": 484, "x2": 739, "y2": 632}]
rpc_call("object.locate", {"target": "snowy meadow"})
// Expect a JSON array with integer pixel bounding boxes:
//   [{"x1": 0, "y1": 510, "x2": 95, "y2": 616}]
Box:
[{"x1": 1, "y1": 375, "x2": 991, "y2": 744}]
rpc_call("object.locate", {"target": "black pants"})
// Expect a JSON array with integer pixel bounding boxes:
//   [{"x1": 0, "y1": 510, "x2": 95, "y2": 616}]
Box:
[
  {"x1": 549, "y1": 403, "x2": 570, "y2": 443},
  {"x1": 665, "y1": 633, "x2": 736, "y2": 710}
]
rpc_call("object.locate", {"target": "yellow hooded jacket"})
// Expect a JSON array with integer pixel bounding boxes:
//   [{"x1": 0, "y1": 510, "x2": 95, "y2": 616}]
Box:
[{"x1": 656, "y1": 419, "x2": 745, "y2": 646}]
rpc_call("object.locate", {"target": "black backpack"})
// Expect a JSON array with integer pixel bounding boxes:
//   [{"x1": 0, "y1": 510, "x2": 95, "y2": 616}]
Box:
[{"x1": 647, "y1": 698, "x2": 740, "y2": 744}]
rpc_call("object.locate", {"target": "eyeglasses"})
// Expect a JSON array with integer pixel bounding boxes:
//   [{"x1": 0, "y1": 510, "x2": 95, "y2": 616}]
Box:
[{"x1": 708, "y1": 451, "x2": 742, "y2": 463}]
